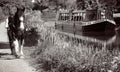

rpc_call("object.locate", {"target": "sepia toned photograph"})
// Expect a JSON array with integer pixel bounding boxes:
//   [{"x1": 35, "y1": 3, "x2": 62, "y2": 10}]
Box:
[{"x1": 0, "y1": 0, "x2": 120, "y2": 72}]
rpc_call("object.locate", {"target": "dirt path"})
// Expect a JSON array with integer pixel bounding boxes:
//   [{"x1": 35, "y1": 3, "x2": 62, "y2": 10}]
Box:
[
  {"x1": 0, "y1": 21, "x2": 36, "y2": 72},
  {"x1": 0, "y1": 21, "x2": 9, "y2": 42}
]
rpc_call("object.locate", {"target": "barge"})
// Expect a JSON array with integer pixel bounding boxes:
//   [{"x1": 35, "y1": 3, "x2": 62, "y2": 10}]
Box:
[{"x1": 55, "y1": 9, "x2": 116, "y2": 33}]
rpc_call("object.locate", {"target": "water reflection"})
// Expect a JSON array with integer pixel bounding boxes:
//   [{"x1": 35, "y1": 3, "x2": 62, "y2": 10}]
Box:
[
  {"x1": 56, "y1": 25, "x2": 120, "y2": 57},
  {"x1": 82, "y1": 31, "x2": 120, "y2": 55}
]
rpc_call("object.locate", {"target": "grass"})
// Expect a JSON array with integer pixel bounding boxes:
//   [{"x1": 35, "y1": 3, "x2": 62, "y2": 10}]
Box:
[{"x1": 26, "y1": 11, "x2": 120, "y2": 72}]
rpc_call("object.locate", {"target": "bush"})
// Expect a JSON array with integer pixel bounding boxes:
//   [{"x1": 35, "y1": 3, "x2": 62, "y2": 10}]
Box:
[
  {"x1": 24, "y1": 28, "x2": 40, "y2": 46},
  {"x1": 24, "y1": 11, "x2": 44, "y2": 46}
]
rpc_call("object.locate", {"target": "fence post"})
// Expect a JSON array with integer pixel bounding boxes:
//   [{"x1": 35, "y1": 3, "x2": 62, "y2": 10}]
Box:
[
  {"x1": 62, "y1": 24, "x2": 64, "y2": 31},
  {"x1": 55, "y1": 22, "x2": 56, "y2": 29},
  {"x1": 73, "y1": 21, "x2": 76, "y2": 36}
]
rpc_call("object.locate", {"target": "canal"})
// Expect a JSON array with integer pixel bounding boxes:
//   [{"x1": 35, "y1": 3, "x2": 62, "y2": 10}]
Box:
[{"x1": 56, "y1": 24, "x2": 120, "y2": 61}]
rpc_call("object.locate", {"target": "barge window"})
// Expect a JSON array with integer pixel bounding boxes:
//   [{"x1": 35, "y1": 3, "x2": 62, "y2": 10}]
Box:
[
  {"x1": 72, "y1": 13, "x2": 84, "y2": 21},
  {"x1": 58, "y1": 13, "x2": 69, "y2": 21}
]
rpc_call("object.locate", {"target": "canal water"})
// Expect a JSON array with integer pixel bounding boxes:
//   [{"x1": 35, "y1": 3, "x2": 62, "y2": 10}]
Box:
[{"x1": 56, "y1": 24, "x2": 120, "y2": 61}]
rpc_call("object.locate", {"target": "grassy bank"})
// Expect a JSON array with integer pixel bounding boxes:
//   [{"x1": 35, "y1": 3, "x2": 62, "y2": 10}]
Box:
[{"x1": 26, "y1": 11, "x2": 120, "y2": 72}]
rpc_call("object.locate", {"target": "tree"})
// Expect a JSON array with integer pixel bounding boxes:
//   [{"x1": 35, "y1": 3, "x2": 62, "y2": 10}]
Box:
[
  {"x1": 0, "y1": 0, "x2": 33, "y2": 16},
  {"x1": 96, "y1": 0, "x2": 117, "y2": 9},
  {"x1": 114, "y1": 0, "x2": 120, "y2": 12},
  {"x1": 76, "y1": 0, "x2": 85, "y2": 10}
]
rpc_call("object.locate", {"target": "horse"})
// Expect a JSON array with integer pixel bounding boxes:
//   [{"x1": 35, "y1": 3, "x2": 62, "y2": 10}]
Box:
[{"x1": 6, "y1": 7, "x2": 25, "y2": 58}]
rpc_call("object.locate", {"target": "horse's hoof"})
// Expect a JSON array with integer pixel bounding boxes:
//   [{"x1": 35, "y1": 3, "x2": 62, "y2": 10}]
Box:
[
  {"x1": 19, "y1": 56, "x2": 24, "y2": 59},
  {"x1": 17, "y1": 55, "x2": 24, "y2": 59},
  {"x1": 14, "y1": 55, "x2": 19, "y2": 59},
  {"x1": 11, "y1": 52, "x2": 16, "y2": 55},
  {"x1": 11, "y1": 53, "x2": 14, "y2": 55}
]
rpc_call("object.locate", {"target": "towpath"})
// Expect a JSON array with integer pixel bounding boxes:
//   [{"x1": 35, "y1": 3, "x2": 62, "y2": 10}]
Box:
[{"x1": 0, "y1": 21, "x2": 36, "y2": 72}]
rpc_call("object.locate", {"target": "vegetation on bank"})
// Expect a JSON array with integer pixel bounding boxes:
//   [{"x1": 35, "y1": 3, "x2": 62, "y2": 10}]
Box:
[
  {"x1": 0, "y1": 0, "x2": 119, "y2": 72},
  {"x1": 25, "y1": 11, "x2": 120, "y2": 72}
]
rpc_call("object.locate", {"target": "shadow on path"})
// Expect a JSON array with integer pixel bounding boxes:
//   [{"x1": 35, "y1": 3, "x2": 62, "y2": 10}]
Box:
[
  {"x1": 0, "y1": 54, "x2": 17, "y2": 60},
  {"x1": 0, "y1": 42, "x2": 9, "y2": 49},
  {"x1": 0, "y1": 49, "x2": 17, "y2": 60},
  {"x1": 0, "y1": 53, "x2": 9, "y2": 55},
  {"x1": 0, "y1": 42, "x2": 16, "y2": 60},
  {"x1": 0, "y1": 56, "x2": 17, "y2": 60}
]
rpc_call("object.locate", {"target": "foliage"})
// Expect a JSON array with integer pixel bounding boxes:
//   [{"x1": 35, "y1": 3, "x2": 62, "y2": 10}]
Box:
[
  {"x1": 0, "y1": 7, "x2": 6, "y2": 21},
  {"x1": 77, "y1": 0, "x2": 117, "y2": 10},
  {"x1": 34, "y1": 0, "x2": 76, "y2": 9},
  {"x1": 98, "y1": 0, "x2": 117, "y2": 8},
  {"x1": 0, "y1": 0, "x2": 119, "y2": 13},
  {"x1": 76, "y1": 0, "x2": 85, "y2": 10},
  {"x1": 0, "y1": 0, "x2": 33, "y2": 16},
  {"x1": 34, "y1": 0, "x2": 118, "y2": 10},
  {"x1": 0, "y1": 0, "x2": 24, "y2": 8}
]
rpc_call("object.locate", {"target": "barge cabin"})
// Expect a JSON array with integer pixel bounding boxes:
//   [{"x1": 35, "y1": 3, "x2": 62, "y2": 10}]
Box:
[{"x1": 55, "y1": 9, "x2": 116, "y2": 33}]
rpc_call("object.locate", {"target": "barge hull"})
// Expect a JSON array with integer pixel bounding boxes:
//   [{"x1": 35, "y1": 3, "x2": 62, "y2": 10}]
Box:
[{"x1": 82, "y1": 21, "x2": 115, "y2": 33}]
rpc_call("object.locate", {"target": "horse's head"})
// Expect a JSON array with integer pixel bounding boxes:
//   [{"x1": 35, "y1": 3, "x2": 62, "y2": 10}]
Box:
[
  {"x1": 9, "y1": 6, "x2": 17, "y2": 17},
  {"x1": 16, "y1": 7, "x2": 25, "y2": 17},
  {"x1": 14, "y1": 7, "x2": 25, "y2": 30}
]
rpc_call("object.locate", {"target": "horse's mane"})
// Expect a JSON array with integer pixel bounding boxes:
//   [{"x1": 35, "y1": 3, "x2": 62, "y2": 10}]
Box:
[{"x1": 14, "y1": 7, "x2": 25, "y2": 27}]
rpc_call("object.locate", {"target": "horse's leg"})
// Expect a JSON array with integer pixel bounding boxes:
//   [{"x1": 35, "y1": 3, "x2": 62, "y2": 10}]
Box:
[
  {"x1": 18, "y1": 38, "x2": 24, "y2": 58},
  {"x1": 16, "y1": 39, "x2": 23, "y2": 58},
  {"x1": 7, "y1": 30, "x2": 15, "y2": 55},
  {"x1": 10, "y1": 42, "x2": 15, "y2": 55},
  {"x1": 13, "y1": 39, "x2": 20, "y2": 57},
  {"x1": 17, "y1": 33, "x2": 24, "y2": 58}
]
